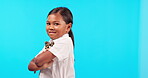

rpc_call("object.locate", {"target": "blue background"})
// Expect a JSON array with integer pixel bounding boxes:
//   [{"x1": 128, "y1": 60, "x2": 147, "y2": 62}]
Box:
[{"x1": 0, "y1": 0, "x2": 147, "y2": 78}]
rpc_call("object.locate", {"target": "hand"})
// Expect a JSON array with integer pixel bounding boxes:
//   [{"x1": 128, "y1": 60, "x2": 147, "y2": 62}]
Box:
[{"x1": 41, "y1": 60, "x2": 54, "y2": 69}]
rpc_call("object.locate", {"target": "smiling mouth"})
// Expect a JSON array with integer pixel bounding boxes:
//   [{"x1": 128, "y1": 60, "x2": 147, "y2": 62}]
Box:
[{"x1": 48, "y1": 31, "x2": 56, "y2": 33}]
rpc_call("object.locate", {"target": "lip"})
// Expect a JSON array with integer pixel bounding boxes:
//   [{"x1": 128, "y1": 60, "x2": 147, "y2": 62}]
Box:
[
  {"x1": 48, "y1": 31, "x2": 56, "y2": 34},
  {"x1": 47, "y1": 30, "x2": 56, "y2": 33},
  {"x1": 49, "y1": 31, "x2": 56, "y2": 33}
]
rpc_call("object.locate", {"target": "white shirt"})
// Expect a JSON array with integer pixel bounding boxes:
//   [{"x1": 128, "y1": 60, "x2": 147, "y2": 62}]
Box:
[{"x1": 36, "y1": 34, "x2": 75, "y2": 78}]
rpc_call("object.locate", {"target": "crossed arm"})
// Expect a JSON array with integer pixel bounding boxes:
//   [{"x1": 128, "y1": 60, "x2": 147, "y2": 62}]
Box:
[{"x1": 28, "y1": 50, "x2": 55, "y2": 71}]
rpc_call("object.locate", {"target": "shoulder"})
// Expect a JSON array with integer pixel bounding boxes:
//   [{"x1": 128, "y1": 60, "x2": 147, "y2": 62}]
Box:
[{"x1": 54, "y1": 36, "x2": 72, "y2": 45}]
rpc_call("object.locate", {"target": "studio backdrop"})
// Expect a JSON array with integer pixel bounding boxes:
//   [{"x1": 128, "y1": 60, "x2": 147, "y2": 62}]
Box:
[{"x1": 0, "y1": 0, "x2": 148, "y2": 78}]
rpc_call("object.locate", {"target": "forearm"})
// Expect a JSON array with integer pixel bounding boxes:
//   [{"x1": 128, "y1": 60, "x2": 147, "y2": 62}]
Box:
[
  {"x1": 28, "y1": 58, "x2": 54, "y2": 71},
  {"x1": 35, "y1": 50, "x2": 55, "y2": 67},
  {"x1": 28, "y1": 59, "x2": 43, "y2": 71},
  {"x1": 28, "y1": 49, "x2": 55, "y2": 71}
]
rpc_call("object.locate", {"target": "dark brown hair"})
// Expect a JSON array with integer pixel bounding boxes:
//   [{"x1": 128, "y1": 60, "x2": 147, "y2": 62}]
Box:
[{"x1": 48, "y1": 7, "x2": 74, "y2": 46}]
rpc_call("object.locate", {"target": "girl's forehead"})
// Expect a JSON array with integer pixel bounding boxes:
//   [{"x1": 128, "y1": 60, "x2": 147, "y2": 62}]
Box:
[
  {"x1": 47, "y1": 13, "x2": 65, "y2": 23},
  {"x1": 47, "y1": 13, "x2": 63, "y2": 20}
]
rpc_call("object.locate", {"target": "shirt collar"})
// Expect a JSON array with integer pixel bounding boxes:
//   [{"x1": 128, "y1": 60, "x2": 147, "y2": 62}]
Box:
[{"x1": 51, "y1": 34, "x2": 69, "y2": 42}]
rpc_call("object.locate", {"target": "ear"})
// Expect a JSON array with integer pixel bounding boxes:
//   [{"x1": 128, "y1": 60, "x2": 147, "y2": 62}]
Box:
[{"x1": 66, "y1": 23, "x2": 72, "y2": 33}]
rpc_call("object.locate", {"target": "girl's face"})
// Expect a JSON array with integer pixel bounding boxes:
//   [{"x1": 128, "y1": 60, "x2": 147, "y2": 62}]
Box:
[{"x1": 46, "y1": 13, "x2": 71, "y2": 40}]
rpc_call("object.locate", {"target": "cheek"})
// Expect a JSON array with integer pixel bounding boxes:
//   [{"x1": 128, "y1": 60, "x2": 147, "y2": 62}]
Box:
[
  {"x1": 55, "y1": 25, "x2": 67, "y2": 33},
  {"x1": 46, "y1": 26, "x2": 49, "y2": 31}
]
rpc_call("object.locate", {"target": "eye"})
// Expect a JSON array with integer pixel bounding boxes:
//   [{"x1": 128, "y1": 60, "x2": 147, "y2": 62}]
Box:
[
  {"x1": 54, "y1": 23, "x2": 59, "y2": 26},
  {"x1": 46, "y1": 23, "x2": 50, "y2": 25}
]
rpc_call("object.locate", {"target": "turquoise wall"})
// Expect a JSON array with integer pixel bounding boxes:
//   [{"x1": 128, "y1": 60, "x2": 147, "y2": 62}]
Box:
[
  {"x1": 0, "y1": 0, "x2": 146, "y2": 78},
  {"x1": 139, "y1": 0, "x2": 148, "y2": 78}
]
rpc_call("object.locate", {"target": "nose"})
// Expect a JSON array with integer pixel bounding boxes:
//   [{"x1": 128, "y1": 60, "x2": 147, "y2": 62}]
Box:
[{"x1": 47, "y1": 25, "x2": 54, "y2": 30}]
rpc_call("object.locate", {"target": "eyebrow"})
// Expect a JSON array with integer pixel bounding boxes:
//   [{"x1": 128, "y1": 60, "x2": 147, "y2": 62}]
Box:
[{"x1": 46, "y1": 20, "x2": 60, "y2": 22}]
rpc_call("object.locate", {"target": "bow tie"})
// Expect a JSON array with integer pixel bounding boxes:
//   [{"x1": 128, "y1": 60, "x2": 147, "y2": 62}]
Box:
[{"x1": 45, "y1": 41, "x2": 54, "y2": 49}]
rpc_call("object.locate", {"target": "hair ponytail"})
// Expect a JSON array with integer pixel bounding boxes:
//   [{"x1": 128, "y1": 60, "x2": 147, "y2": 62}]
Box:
[{"x1": 68, "y1": 29, "x2": 74, "y2": 46}]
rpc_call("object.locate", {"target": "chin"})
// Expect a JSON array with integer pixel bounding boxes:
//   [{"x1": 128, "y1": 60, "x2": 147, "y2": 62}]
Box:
[{"x1": 49, "y1": 35, "x2": 56, "y2": 40}]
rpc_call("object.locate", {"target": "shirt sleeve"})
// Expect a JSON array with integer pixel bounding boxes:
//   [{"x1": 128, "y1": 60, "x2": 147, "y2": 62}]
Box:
[{"x1": 49, "y1": 40, "x2": 70, "y2": 61}]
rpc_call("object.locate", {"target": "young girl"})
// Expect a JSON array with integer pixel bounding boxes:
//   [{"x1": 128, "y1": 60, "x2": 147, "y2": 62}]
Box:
[{"x1": 28, "y1": 7, "x2": 75, "y2": 78}]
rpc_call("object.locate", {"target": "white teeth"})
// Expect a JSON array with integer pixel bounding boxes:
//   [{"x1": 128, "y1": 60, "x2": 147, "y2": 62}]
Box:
[{"x1": 48, "y1": 30, "x2": 56, "y2": 33}]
